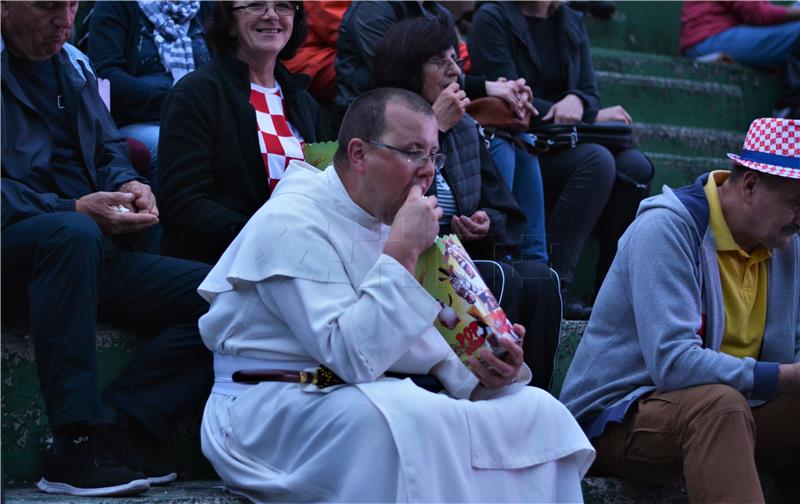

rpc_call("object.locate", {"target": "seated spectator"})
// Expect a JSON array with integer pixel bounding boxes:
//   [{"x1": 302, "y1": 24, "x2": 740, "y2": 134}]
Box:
[
  {"x1": 560, "y1": 118, "x2": 800, "y2": 502},
  {"x1": 88, "y1": 0, "x2": 211, "y2": 192},
  {"x1": 332, "y1": 0, "x2": 532, "y2": 133},
  {"x1": 485, "y1": 99, "x2": 549, "y2": 263},
  {"x1": 158, "y1": 1, "x2": 325, "y2": 265},
  {"x1": 283, "y1": 0, "x2": 350, "y2": 104},
  {"x1": 373, "y1": 17, "x2": 561, "y2": 389},
  {"x1": 198, "y1": 87, "x2": 595, "y2": 502},
  {"x1": 1, "y1": 1, "x2": 212, "y2": 497},
  {"x1": 470, "y1": 0, "x2": 655, "y2": 319},
  {"x1": 681, "y1": 1, "x2": 800, "y2": 118}
]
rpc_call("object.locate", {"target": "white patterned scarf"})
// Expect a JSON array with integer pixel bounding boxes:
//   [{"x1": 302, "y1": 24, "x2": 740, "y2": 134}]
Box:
[{"x1": 137, "y1": 0, "x2": 201, "y2": 82}]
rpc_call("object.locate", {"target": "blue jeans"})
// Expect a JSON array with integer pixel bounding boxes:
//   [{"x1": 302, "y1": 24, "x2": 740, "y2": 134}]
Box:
[
  {"x1": 489, "y1": 133, "x2": 548, "y2": 262},
  {"x1": 119, "y1": 122, "x2": 160, "y2": 193},
  {"x1": 684, "y1": 22, "x2": 800, "y2": 67}
]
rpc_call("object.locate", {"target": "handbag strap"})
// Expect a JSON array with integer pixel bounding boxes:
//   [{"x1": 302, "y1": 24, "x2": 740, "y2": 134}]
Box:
[{"x1": 488, "y1": 128, "x2": 552, "y2": 155}]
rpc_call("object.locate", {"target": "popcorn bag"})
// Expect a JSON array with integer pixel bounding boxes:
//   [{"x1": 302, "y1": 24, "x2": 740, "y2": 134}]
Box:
[{"x1": 416, "y1": 235, "x2": 518, "y2": 369}]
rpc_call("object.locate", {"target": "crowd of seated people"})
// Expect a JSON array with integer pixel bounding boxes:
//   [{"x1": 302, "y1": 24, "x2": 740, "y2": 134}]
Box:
[{"x1": 2, "y1": 0, "x2": 797, "y2": 501}]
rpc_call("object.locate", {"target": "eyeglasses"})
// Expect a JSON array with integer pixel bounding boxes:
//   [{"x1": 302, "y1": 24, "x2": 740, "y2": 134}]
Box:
[
  {"x1": 232, "y1": 2, "x2": 298, "y2": 17},
  {"x1": 426, "y1": 56, "x2": 465, "y2": 72},
  {"x1": 366, "y1": 140, "x2": 446, "y2": 171}
]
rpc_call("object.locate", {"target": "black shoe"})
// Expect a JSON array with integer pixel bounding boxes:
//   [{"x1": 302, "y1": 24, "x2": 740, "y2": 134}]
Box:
[
  {"x1": 561, "y1": 289, "x2": 592, "y2": 320},
  {"x1": 96, "y1": 423, "x2": 178, "y2": 485},
  {"x1": 36, "y1": 434, "x2": 150, "y2": 497}
]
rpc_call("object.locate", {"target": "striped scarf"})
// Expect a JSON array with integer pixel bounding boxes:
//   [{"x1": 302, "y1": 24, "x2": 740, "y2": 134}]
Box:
[{"x1": 138, "y1": 0, "x2": 200, "y2": 82}]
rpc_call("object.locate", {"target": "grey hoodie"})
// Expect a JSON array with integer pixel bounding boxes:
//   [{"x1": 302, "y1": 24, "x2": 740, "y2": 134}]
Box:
[{"x1": 560, "y1": 173, "x2": 800, "y2": 439}]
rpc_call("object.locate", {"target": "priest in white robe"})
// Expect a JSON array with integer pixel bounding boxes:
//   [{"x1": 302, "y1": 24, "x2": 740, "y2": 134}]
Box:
[{"x1": 198, "y1": 88, "x2": 595, "y2": 503}]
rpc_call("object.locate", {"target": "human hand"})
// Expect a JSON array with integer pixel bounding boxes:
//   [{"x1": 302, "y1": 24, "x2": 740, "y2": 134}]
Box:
[
  {"x1": 76, "y1": 191, "x2": 159, "y2": 234},
  {"x1": 468, "y1": 324, "x2": 525, "y2": 388},
  {"x1": 595, "y1": 105, "x2": 633, "y2": 125},
  {"x1": 541, "y1": 93, "x2": 584, "y2": 124},
  {"x1": 451, "y1": 210, "x2": 490, "y2": 242},
  {"x1": 432, "y1": 82, "x2": 469, "y2": 132},
  {"x1": 778, "y1": 362, "x2": 800, "y2": 394},
  {"x1": 118, "y1": 180, "x2": 159, "y2": 217},
  {"x1": 487, "y1": 77, "x2": 538, "y2": 119},
  {"x1": 384, "y1": 185, "x2": 443, "y2": 274}
]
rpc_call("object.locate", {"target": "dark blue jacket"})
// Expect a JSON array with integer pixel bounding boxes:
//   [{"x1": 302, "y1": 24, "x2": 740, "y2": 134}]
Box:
[
  {"x1": 88, "y1": 1, "x2": 210, "y2": 127},
  {"x1": 1, "y1": 42, "x2": 144, "y2": 230}
]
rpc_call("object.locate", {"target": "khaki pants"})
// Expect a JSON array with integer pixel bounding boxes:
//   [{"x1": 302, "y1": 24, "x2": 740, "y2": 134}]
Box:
[{"x1": 590, "y1": 384, "x2": 800, "y2": 503}]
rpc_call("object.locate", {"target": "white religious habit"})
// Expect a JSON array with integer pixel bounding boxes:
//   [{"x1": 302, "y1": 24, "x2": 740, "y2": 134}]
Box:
[{"x1": 198, "y1": 161, "x2": 595, "y2": 503}]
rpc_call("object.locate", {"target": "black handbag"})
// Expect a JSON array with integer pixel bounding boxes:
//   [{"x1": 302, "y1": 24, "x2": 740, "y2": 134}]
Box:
[{"x1": 530, "y1": 121, "x2": 633, "y2": 152}]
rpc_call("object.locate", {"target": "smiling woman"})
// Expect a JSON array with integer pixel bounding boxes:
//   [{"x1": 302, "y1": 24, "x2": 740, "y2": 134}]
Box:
[{"x1": 157, "y1": 0, "x2": 328, "y2": 265}]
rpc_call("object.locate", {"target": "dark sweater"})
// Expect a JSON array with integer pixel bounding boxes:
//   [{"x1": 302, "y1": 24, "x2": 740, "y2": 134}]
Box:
[{"x1": 158, "y1": 54, "x2": 325, "y2": 264}]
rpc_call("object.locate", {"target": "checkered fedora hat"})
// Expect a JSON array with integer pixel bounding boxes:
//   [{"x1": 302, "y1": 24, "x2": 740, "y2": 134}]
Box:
[{"x1": 727, "y1": 118, "x2": 799, "y2": 179}]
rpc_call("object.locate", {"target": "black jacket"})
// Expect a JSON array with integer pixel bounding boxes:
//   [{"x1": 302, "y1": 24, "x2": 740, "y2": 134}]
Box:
[
  {"x1": 158, "y1": 54, "x2": 325, "y2": 264},
  {"x1": 88, "y1": 1, "x2": 211, "y2": 127},
  {"x1": 1, "y1": 43, "x2": 143, "y2": 230},
  {"x1": 434, "y1": 116, "x2": 526, "y2": 259},
  {"x1": 469, "y1": 2, "x2": 601, "y2": 124}
]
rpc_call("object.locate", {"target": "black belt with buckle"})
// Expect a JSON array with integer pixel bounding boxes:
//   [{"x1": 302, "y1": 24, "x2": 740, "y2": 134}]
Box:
[{"x1": 232, "y1": 365, "x2": 444, "y2": 393}]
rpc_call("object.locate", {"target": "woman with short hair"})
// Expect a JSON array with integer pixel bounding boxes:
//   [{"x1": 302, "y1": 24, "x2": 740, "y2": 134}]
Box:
[{"x1": 373, "y1": 16, "x2": 562, "y2": 391}]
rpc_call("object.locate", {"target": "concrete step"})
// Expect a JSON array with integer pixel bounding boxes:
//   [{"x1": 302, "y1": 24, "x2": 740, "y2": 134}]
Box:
[
  {"x1": 591, "y1": 48, "x2": 780, "y2": 131},
  {"x1": 2, "y1": 480, "x2": 247, "y2": 504},
  {"x1": 584, "y1": 1, "x2": 682, "y2": 56},
  {"x1": 1, "y1": 324, "x2": 215, "y2": 487},
  {"x1": 633, "y1": 122, "x2": 743, "y2": 159},
  {"x1": 646, "y1": 152, "x2": 730, "y2": 193}
]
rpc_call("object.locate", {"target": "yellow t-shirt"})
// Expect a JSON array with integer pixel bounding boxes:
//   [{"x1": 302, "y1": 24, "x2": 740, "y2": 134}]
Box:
[{"x1": 704, "y1": 171, "x2": 770, "y2": 359}]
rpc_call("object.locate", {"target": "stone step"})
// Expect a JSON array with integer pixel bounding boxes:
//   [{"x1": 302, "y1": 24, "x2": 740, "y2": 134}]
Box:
[
  {"x1": 595, "y1": 68, "x2": 776, "y2": 131},
  {"x1": 1, "y1": 324, "x2": 215, "y2": 487},
  {"x1": 1, "y1": 480, "x2": 247, "y2": 504},
  {"x1": 584, "y1": 1, "x2": 682, "y2": 56},
  {"x1": 633, "y1": 122, "x2": 744, "y2": 159},
  {"x1": 647, "y1": 152, "x2": 730, "y2": 193},
  {"x1": 591, "y1": 48, "x2": 780, "y2": 131}
]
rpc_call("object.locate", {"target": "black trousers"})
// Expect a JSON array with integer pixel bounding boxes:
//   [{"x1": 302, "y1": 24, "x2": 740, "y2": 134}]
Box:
[
  {"x1": 475, "y1": 258, "x2": 561, "y2": 390},
  {"x1": 539, "y1": 143, "x2": 654, "y2": 290},
  {"x1": 2, "y1": 212, "x2": 213, "y2": 441}
]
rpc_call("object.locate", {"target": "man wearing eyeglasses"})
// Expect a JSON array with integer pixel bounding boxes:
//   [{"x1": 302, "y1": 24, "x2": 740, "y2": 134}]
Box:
[{"x1": 196, "y1": 88, "x2": 594, "y2": 502}]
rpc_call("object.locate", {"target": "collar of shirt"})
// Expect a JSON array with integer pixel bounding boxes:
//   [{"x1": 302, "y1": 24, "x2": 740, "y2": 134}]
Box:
[{"x1": 704, "y1": 170, "x2": 771, "y2": 263}]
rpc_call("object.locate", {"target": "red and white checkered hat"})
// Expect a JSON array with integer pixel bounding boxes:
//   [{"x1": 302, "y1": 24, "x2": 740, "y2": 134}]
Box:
[{"x1": 727, "y1": 118, "x2": 799, "y2": 179}]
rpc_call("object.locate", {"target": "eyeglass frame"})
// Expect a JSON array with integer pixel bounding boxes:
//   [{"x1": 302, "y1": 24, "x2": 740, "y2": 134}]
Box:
[
  {"x1": 426, "y1": 55, "x2": 466, "y2": 72},
  {"x1": 231, "y1": 1, "x2": 299, "y2": 17},
  {"x1": 365, "y1": 140, "x2": 446, "y2": 171}
]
